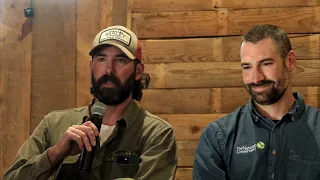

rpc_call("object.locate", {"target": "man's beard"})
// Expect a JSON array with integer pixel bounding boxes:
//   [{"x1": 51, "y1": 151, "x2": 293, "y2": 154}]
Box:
[
  {"x1": 244, "y1": 66, "x2": 289, "y2": 105},
  {"x1": 91, "y1": 72, "x2": 135, "y2": 105}
]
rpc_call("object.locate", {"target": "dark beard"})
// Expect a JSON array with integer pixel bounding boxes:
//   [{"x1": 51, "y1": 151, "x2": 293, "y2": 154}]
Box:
[
  {"x1": 91, "y1": 72, "x2": 135, "y2": 105},
  {"x1": 244, "y1": 68, "x2": 289, "y2": 105}
]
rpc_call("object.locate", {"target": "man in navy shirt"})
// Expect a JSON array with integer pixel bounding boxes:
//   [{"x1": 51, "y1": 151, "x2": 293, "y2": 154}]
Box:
[{"x1": 193, "y1": 24, "x2": 320, "y2": 180}]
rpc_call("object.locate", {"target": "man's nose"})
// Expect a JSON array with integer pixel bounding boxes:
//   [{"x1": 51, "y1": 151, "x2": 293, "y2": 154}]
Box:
[
  {"x1": 104, "y1": 58, "x2": 115, "y2": 74},
  {"x1": 251, "y1": 67, "x2": 265, "y2": 84}
]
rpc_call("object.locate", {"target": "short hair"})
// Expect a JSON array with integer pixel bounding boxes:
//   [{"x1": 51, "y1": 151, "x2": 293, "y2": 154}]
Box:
[{"x1": 241, "y1": 24, "x2": 292, "y2": 60}]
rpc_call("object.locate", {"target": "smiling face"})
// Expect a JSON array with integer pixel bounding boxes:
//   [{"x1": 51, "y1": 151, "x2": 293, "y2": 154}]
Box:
[{"x1": 240, "y1": 38, "x2": 293, "y2": 105}]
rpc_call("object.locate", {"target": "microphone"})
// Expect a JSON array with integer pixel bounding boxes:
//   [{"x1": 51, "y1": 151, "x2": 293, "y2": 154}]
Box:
[{"x1": 79, "y1": 102, "x2": 107, "y2": 174}]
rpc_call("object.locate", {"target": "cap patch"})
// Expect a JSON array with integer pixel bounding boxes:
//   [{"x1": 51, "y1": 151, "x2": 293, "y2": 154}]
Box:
[{"x1": 99, "y1": 29, "x2": 131, "y2": 45}]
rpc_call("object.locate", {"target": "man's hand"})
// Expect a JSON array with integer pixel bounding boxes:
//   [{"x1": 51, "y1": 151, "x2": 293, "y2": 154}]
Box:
[{"x1": 47, "y1": 121, "x2": 99, "y2": 166}]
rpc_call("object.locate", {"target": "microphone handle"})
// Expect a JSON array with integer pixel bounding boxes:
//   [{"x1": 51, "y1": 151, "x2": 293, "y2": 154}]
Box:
[{"x1": 79, "y1": 115, "x2": 103, "y2": 172}]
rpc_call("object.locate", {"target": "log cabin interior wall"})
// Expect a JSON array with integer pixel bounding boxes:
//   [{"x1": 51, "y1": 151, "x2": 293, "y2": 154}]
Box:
[{"x1": 1, "y1": 0, "x2": 319, "y2": 179}]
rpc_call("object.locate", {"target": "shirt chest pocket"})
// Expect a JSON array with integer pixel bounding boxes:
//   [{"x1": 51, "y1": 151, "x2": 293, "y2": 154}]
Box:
[
  {"x1": 287, "y1": 150, "x2": 320, "y2": 180},
  {"x1": 110, "y1": 163, "x2": 139, "y2": 179},
  {"x1": 103, "y1": 150, "x2": 140, "y2": 179}
]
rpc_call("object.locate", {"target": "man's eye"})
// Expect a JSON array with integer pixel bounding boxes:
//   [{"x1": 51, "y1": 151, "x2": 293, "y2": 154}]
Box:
[
  {"x1": 97, "y1": 58, "x2": 105, "y2": 62},
  {"x1": 242, "y1": 66, "x2": 250, "y2": 70},
  {"x1": 262, "y1": 62, "x2": 272, "y2": 66},
  {"x1": 116, "y1": 57, "x2": 129, "y2": 63}
]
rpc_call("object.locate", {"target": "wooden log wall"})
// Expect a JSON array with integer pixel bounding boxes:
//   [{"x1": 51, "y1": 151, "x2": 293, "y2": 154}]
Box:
[{"x1": 1, "y1": 0, "x2": 319, "y2": 179}]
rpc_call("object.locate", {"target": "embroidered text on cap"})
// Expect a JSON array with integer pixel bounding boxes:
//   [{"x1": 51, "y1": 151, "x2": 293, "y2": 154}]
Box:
[{"x1": 99, "y1": 29, "x2": 131, "y2": 46}]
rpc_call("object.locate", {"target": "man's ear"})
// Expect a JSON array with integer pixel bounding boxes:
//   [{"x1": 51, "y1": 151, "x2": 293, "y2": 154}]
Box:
[
  {"x1": 89, "y1": 59, "x2": 93, "y2": 74},
  {"x1": 286, "y1": 50, "x2": 296, "y2": 72},
  {"x1": 135, "y1": 62, "x2": 144, "y2": 80}
]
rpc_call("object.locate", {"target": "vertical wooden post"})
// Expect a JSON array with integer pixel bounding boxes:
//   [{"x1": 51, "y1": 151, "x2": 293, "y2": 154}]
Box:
[
  {"x1": 0, "y1": 0, "x2": 32, "y2": 177},
  {"x1": 31, "y1": 0, "x2": 77, "y2": 131}
]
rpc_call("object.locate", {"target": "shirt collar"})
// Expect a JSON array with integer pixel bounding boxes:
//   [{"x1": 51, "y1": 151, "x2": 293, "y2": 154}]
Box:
[
  {"x1": 120, "y1": 99, "x2": 142, "y2": 131},
  {"x1": 248, "y1": 92, "x2": 305, "y2": 122},
  {"x1": 87, "y1": 98, "x2": 142, "y2": 131}
]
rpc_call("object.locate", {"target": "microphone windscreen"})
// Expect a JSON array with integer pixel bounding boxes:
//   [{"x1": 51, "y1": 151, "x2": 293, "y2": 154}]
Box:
[{"x1": 91, "y1": 102, "x2": 107, "y2": 116}]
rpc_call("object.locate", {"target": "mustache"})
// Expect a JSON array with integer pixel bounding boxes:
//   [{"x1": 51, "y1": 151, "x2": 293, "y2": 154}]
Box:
[
  {"x1": 246, "y1": 80, "x2": 275, "y2": 88},
  {"x1": 96, "y1": 73, "x2": 121, "y2": 88}
]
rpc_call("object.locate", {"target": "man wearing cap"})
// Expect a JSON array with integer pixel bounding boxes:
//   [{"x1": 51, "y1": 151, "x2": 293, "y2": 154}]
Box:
[{"x1": 4, "y1": 25, "x2": 177, "y2": 180}]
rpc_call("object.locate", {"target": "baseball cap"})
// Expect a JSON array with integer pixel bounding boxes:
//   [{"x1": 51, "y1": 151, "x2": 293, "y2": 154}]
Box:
[{"x1": 89, "y1": 25, "x2": 142, "y2": 61}]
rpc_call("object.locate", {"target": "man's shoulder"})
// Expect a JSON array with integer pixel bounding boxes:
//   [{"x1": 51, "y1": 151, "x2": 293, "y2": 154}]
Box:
[
  {"x1": 45, "y1": 106, "x2": 88, "y2": 118},
  {"x1": 305, "y1": 104, "x2": 320, "y2": 113},
  {"x1": 204, "y1": 105, "x2": 249, "y2": 136},
  {"x1": 140, "y1": 111, "x2": 174, "y2": 131},
  {"x1": 44, "y1": 106, "x2": 89, "y2": 126},
  {"x1": 304, "y1": 104, "x2": 320, "y2": 123},
  {"x1": 214, "y1": 105, "x2": 248, "y2": 126}
]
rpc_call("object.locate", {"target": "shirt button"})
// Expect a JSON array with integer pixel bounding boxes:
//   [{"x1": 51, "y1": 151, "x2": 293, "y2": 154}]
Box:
[{"x1": 272, "y1": 150, "x2": 276, "y2": 155}]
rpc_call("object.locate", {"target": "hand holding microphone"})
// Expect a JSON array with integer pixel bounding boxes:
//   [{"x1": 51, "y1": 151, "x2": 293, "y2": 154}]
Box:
[
  {"x1": 47, "y1": 102, "x2": 107, "y2": 169},
  {"x1": 79, "y1": 102, "x2": 107, "y2": 172}
]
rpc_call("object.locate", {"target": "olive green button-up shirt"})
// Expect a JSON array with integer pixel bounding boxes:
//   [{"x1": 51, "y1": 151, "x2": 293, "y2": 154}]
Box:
[{"x1": 4, "y1": 100, "x2": 177, "y2": 180}]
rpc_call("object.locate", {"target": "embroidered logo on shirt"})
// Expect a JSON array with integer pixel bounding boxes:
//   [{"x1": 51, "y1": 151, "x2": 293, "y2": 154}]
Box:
[
  {"x1": 236, "y1": 141, "x2": 265, "y2": 154},
  {"x1": 256, "y1": 141, "x2": 265, "y2": 149},
  {"x1": 236, "y1": 144, "x2": 256, "y2": 154}
]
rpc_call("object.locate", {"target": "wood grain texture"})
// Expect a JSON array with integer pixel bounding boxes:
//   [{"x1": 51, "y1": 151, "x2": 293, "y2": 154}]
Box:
[
  {"x1": 175, "y1": 168, "x2": 193, "y2": 180},
  {"x1": 140, "y1": 34, "x2": 320, "y2": 63},
  {"x1": 157, "y1": 114, "x2": 226, "y2": 140},
  {"x1": 137, "y1": 86, "x2": 320, "y2": 114},
  {"x1": 132, "y1": 7, "x2": 320, "y2": 38},
  {"x1": 112, "y1": 0, "x2": 129, "y2": 26},
  {"x1": 145, "y1": 60, "x2": 320, "y2": 89},
  {"x1": 0, "y1": 0, "x2": 31, "y2": 177},
  {"x1": 31, "y1": 0, "x2": 76, "y2": 131},
  {"x1": 177, "y1": 140, "x2": 198, "y2": 167},
  {"x1": 212, "y1": 0, "x2": 320, "y2": 9},
  {"x1": 132, "y1": 0, "x2": 320, "y2": 12},
  {"x1": 131, "y1": 0, "x2": 212, "y2": 12}
]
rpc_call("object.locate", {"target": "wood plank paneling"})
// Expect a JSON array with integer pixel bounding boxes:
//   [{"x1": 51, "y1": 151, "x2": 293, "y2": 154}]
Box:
[
  {"x1": 146, "y1": 62, "x2": 241, "y2": 89},
  {"x1": 177, "y1": 140, "x2": 198, "y2": 167},
  {"x1": 132, "y1": 0, "x2": 320, "y2": 12},
  {"x1": 141, "y1": 34, "x2": 320, "y2": 63},
  {"x1": 31, "y1": 0, "x2": 76, "y2": 131},
  {"x1": 131, "y1": 0, "x2": 212, "y2": 12},
  {"x1": 157, "y1": 114, "x2": 226, "y2": 140},
  {"x1": 76, "y1": 0, "x2": 129, "y2": 107},
  {"x1": 145, "y1": 60, "x2": 320, "y2": 89},
  {"x1": 175, "y1": 168, "x2": 193, "y2": 180},
  {"x1": 132, "y1": 7, "x2": 320, "y2": 38},
  {"x1": 112, "y1": 0, "x2": 129, "y2": 26},
  {"x1": 142, "y1": 89, "x2": 214, "y2": 114},
  {"x1": 137, "y1": 86, "x2": 320, "y2": 114},
  {"x1": 212, "y1": 0, "x2": 320, "y2": 9},
  {"x1": 0, "y1": 0, "x2": 31, "y2": 177}
]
